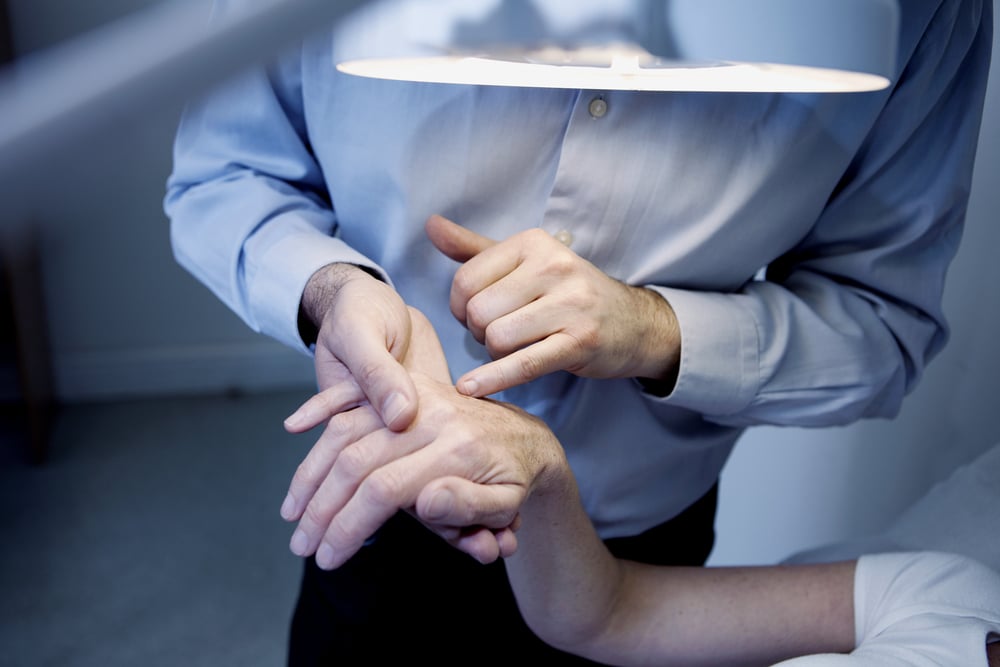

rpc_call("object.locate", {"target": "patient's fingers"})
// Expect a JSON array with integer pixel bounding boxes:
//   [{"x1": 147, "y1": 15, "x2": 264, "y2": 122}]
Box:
[
  {"x1": 421, "y1": 520, "x2": 520, "y2": 562},
  {"x1": 416, "y1": 476, "x2": 524, "y2": 531},
  {"x1": 415, "y1": 476, "x2": 525, "y2": 560},
  {"x1": 281, "y1": 404, "x2": 381, "y2": 522}
]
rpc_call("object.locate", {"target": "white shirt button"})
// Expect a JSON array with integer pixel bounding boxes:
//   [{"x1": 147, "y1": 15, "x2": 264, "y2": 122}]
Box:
[
  {"x1": 588, "y1": 96, "x2": 608, "y2": 119},
  {"x1": 553, "y1": 229, "x2": 574, "y2": 247}
]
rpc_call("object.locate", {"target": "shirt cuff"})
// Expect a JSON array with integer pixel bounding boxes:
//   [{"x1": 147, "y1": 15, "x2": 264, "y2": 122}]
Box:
[
  {"x1": 244, "y1": 212, "x2": 390, "y2": 354},
  {"x1": 643, "y1": 285, "x2": 760, "y2": 417}
]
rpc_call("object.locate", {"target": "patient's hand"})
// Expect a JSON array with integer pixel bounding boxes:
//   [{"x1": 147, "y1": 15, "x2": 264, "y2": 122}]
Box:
[
  {"x1": 281, "y1": 307, "x2": 560, "y2": 567},
  {"x1": 297, "y1": 372, "x2": 560, "y2": 569}
]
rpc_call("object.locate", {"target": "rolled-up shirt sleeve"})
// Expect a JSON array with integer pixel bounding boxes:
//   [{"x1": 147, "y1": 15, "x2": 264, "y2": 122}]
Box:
[{"x1": 772, "y1": 552, "x2": 1000, "y2": 666}]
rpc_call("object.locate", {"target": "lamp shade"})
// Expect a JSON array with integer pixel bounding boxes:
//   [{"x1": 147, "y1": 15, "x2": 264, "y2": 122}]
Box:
[{"x1": 338, "y1": 0, "x2": 900, "y2": 93}]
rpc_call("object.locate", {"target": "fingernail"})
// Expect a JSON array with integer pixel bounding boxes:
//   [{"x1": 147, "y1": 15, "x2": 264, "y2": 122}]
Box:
[
  {"x1": 284, "y1": 410, "x2": 305, "y2": 430},
  {"x1": 315, "y1": 543, "x2": 334, "y2": 570},
  {"x1": 383, "y1": 392, "x2": 408, "y2": 426},
  {"x1": 425, "y1": 489, "x2": 454, "y2": 521},
  {"x1": 289, "y1": 529, "x2": 308, "y2": 556},
  {"x1": 458, "y1": 378, "x2": 479, "y2": 396},
  {"x1": 280, "y1": 493, "x2": 296, "y2": 521}
]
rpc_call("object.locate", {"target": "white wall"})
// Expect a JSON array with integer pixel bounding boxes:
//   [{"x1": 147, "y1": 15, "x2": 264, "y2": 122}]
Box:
[
  {"x1": 5, "y1": 0, "x2": 315, "y2": 401},
  {"x1": 710, "y1": 7, "x2": 1000, "y2": 565},
  {"x1": 5, "y1": 2, "x2": 998, "y2": 561}
]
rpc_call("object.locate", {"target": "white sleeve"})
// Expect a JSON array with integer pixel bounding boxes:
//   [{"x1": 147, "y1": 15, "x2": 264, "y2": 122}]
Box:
[{"x1": 772, "y1": 552, "x2": 1000, "y2": 667}]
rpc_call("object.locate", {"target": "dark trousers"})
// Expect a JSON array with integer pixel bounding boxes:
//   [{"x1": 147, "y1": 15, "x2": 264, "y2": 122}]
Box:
[{"x1": 288, "y1": 483, "x2": 718, "y2": 665}]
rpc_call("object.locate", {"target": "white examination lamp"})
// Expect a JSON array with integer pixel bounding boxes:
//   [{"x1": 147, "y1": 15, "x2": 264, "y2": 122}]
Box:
[
  {"x1": 338, "y1": 0, "x2": 901, "y2": 93},
  {"x1": 0, "y1": 0, "x2": 901, "y2": 200}
]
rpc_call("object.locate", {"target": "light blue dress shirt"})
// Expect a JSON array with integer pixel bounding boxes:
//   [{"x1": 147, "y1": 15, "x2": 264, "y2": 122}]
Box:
[{"x1": 165, "y1": 0, "x2": 992, "y2": 537}]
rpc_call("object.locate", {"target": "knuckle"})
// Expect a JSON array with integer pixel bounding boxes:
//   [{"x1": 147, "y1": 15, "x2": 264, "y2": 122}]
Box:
[
  {"x1": 310, "y1": 393, "x2": 332, "y2": 416},
  {"x1": 450, "y1": 431, "x2": 481, "y2": 460},
  {"x1": 571, "y1": 324, "x2": 601, "y2": 354},
  {"x1": 450, "y1": 433, "x2": 490, "y2": 472},
  {"x1": 440, "y1": 399, "x2": 461, "y2": 422},
  {"x1": 354, "y1": 358, "x2": 384, "y2": 388},
  {"x1": 522, "y1": 228, "x2": 551, "y2": 244},
  {"x1": 514, "y1": 352, "x2": 546, "y2": 383},
  {"x1": 360, "y1": 469, "x2": 404, "y2": 509},
  {"x1": 455, "y1": 499, "x2": 483, "y2": 526},
  {"x1": 465, "y1": 297, "x2": 491, "y2": 331},
  {"x1": 324, "y1": 517, "x2": 356, "y2": 550},
  {"x1": 452, "y1": 267, "x2": 476, "y2": 301},
  {"x1": 335, "y1": 444, "x2": 374, "y2": 480},
  {"x1": 301, "y1": 502, "x2": 329, "y2": 532},
  {"x1": 544, "y1": 251, "x2": 576, "y2": 277},
  {"x1": 417, "y1": 392, "x2": 455, "y2": 424},
  {"x1": 471, "y1": 542, "x2": 499, "y2": 565},
  {"x1": 322, "y1": 413, "x2": 350, "y2": 440},
  {"x1": 483, "y1": 323, "x2": 516, "y2": 357},
  {"x1": 564, "y1": 282, "x2": 597, "y2": 308},
  {"x1": 323, "y1": 412, "x2": 352, "y2": 440},
  {"x1": 293, "y1": 458, "x2": 321, "y2": 486}
]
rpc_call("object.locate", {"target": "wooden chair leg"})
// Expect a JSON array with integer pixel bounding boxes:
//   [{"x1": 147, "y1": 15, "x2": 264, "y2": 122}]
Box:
[{"x1": 1, "y1": 228, "x2": 55, "y2": 464}]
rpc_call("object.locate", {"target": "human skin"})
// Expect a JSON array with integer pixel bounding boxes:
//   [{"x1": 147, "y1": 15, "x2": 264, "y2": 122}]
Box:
[
  {"x1": 286, "y1": 308, "x2": 857, "y2": 665},
  {"x1": 428, "y1": 461, "x2": 855, "y2": 666},
  {"x1": 281, "y1": 214, "x2": 684, "y2": 560},
  {"x1": 280, "y1": 309, "x2": 1000, "y2": 667},
  {"x1": 287, "y1": 261, "x2": 420, "y2": 434},
  {"x1": 499, "y1": 482, "x2": 1000, "y2": 667},
  {"x1": 424, "y1": 214, "x2": 682, "y2": 397},
  {"x1": 392, "y1": 318, "x2": 855, "y2": 666},
  {"x1": 282, "y1": 304, "x2": 532, "y2": 565}
]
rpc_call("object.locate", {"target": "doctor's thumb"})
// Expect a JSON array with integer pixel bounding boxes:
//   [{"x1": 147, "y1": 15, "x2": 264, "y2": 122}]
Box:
[{"x1": 425, "y1": 214, "x2": 496, "y2": 262}]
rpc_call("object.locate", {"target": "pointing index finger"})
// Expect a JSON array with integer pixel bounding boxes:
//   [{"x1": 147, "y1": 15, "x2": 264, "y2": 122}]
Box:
[{"x1": 456, "y1": 334, "x2": 576, "y2": 397}]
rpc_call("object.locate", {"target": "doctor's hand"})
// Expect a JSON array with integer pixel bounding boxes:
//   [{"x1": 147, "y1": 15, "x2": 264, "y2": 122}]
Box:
[
  {"x1": 280, "y1": 274, "x2": 444, "y2": 526},
  {"x1": 284, "y1": 263, "x2": 419, "y2": 437},
  {"x1": 425, "y1": 214, "x2": 682, "y2": 398}
]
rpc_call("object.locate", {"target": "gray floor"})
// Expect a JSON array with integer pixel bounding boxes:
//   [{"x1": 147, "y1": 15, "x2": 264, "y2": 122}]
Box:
[{"x1": 0, "y1": 390, "x2": 316, "y2": 667}]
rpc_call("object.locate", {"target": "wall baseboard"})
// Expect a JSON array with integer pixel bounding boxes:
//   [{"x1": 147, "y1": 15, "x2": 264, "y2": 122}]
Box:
[{"x1": 53, "y1": 341, "x2": 316, "y2": 402}]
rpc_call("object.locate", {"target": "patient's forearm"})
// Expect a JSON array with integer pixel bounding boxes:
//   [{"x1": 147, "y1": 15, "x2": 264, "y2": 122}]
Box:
[
  {"x1": 505, "y1": 463, "x2": 855, "y2": 666},
  {"x1": 504, "y1": 464, "x2": 626, "y2": 654}
]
